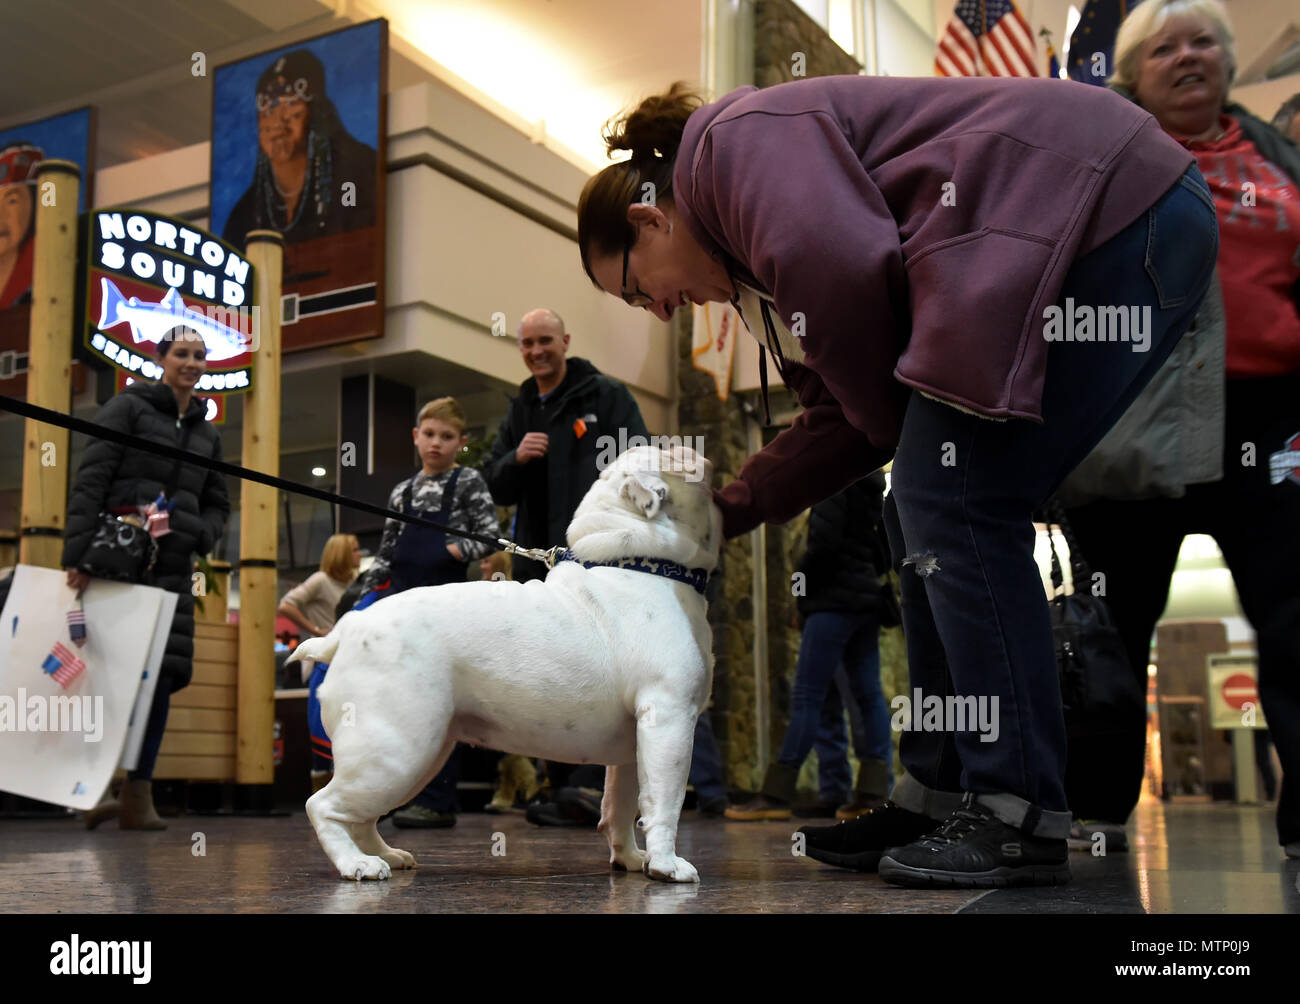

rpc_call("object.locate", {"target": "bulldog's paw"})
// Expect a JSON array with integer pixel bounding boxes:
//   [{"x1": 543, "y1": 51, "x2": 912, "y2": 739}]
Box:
[
  {"x1": 338, "y1": 855, "x2": 392, "y2": 881},
  {"x1": 643, "y1": 854, "x2": 699, "y2": 884},
  {"x1": 610, "y1": 845, "x2": 648, "y2": 872},
  {"x1": 380, "y1": 848, "x2": 417, "y2": 870}
]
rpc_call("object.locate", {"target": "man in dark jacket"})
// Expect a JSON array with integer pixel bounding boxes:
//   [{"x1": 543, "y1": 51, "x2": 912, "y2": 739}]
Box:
[
  {"x1": 483, "y1": 307, "x2": 649, "y2": 825},
  {"x1": 484, "y1": 308, "x2": 649, "y2": 583}
]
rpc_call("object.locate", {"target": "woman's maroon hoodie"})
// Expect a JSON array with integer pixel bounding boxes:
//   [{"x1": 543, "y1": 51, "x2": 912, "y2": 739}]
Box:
[{"x1": 672, "y1": 75, "x2": 1194, "y2": 537}]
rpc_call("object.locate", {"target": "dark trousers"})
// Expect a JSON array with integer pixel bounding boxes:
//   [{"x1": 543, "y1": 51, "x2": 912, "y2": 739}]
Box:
[
  {"x1": 689, "y1": 713, "x2": 728, "y2": 804},
  {"x1": 884, "y1": 166, "x2": 1218, "y2": 838},
  {"x1": 1065, "y1": 374, "x2": 1300, "y2": 844},
  {"x1": 1256, "y1": 730, "x2": 1278, "y2": 803},
  {"x1": 816, "y1": 669, "x2": 872, "y2": 803},
  {"x1": 777, "y1": 612, "x2": 891, "y2": 793},
  {"x1": 543, "y1": 713, "x2": 729, "y2": 802},
  {"x1": 128, "y1": 685, "x2": 171, "y2": 782},
  {"x1": 413, "y1": 745, "x2": 464, "y2": 812}
]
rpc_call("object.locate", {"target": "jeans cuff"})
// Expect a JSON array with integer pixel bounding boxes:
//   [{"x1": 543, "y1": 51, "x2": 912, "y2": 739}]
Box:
[
  {"x1": 975, "y1": 792, "x2": 1072, "y2": 838},
  {"x1": 891, "y1": 770, "x2": 964, "y2": 820}
]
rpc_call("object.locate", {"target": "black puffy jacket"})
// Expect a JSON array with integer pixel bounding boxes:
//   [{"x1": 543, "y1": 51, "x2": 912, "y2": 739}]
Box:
[
  {"x1": 61, "y1": 380, "x2": 231, "y2": 692},
  {"x1": 796, "y1": 471, "x2": 889, "y2": 618}
]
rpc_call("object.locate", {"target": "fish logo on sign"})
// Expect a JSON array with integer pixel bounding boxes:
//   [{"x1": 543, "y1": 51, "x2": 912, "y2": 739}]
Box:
[
  {"x1": 1267, "y1": 431, "x2": 1300, "y2": 487},
  {"x1": 97, "y1": 279, "x2": 251, "y2": 362}
]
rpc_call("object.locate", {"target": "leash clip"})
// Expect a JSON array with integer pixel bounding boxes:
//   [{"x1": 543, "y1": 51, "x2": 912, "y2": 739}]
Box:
[{"x1": 497, "y1": 540, "x2": 567, "y2": 569}]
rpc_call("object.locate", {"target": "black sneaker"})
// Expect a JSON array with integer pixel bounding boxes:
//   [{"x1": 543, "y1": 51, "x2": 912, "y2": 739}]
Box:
[
  {"x1": 526, "y1": 795, "x2": 581, "y2": 827},
  {"x1": 878, "y1": 797, "x2": 1070, "y2": 888},
  {"x1": 555, "y1": 786, "x2": 602, "y2": 826},
  {"x1": 798, "y1": 800, "x2": 939, "y2": 872}
]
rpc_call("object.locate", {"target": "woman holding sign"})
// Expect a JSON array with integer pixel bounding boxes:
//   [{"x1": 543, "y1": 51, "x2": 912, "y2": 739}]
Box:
[{"x1": 63, "y1": 326, "x2": 230, "y2": 830}]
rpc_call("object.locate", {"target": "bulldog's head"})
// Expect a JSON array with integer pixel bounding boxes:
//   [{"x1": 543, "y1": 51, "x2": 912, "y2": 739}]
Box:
[{"x1": 566, "y1": 444, "x2": 721, "y2": 572}]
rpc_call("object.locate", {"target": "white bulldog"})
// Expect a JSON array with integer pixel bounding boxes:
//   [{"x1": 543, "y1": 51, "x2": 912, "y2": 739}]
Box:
[{"x1": 288, "y1": 445, "x2": 721, "y2": 883}]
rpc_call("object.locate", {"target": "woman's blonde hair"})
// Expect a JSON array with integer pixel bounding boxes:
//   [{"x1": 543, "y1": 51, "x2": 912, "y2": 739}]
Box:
[
  {"x1": 320, "y1": 533, "x2": 359, "y2": 581},
  {"x1": 416, "y1": 396, "x2": 467, "y2": 435},
  {"x1": 1111, "y1": 0, "x2": 1236, "y2": 94}
]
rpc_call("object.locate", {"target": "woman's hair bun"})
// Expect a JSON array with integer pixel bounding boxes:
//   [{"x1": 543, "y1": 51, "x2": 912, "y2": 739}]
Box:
[{"x1": 603, "y1": 81, "x2": 704, "y2": 162}]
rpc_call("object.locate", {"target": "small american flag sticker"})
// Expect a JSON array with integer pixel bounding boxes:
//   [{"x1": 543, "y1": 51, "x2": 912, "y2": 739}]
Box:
[{"x1": 42, "y1": 642, "x2": 87, "y2": 689}]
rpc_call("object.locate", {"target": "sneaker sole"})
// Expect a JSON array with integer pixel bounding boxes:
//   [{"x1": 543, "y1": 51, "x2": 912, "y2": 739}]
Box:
[
  {"x1": 877, "y1": 855, "x2": 1070, "y2": 888},
  {"x1": 802, "y1": 846, "x2": 884, "y2": 872}
]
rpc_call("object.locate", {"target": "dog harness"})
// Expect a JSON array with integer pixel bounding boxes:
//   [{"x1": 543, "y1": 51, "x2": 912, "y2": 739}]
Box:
[{"x1": 556, "y1": 549, "x2": 710, "y2": 596}]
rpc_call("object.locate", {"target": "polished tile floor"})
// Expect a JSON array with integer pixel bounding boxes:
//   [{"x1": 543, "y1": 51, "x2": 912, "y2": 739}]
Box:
[{"x1": 1, "y1": 797, "x2": 1296, "y2": 914}]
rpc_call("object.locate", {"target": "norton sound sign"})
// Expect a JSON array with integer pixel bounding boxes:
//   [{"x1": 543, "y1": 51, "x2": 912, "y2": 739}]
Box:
[{"x1": 82, "y1": 209, "x2": 257, "y2": 405}]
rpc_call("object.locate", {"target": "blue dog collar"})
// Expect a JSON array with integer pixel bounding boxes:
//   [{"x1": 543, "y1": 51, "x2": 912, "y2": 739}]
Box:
[{"x1": 557, "y1": 549, "x2": 710, "y2": 596}]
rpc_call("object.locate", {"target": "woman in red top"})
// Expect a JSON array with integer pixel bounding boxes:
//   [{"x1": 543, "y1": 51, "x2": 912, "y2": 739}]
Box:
[{"x1": 1062, "y1": 0, "x2": 1300, "y2": 861}]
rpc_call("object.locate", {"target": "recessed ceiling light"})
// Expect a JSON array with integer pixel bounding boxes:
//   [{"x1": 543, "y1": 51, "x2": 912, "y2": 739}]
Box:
[{"x1": 311, "y1": 466, "x2": 327, "y2": 477}]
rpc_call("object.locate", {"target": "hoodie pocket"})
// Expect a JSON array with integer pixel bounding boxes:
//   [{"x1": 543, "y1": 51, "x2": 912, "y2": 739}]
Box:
[{"x1": 898, "y1": 228, "x2": 1056, "y2": 413}]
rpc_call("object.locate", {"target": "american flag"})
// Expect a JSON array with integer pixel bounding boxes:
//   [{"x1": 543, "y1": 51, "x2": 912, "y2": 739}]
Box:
[
  {"x1": 936, "y1": 0, "x2": 1040, "y2": 78},
  {"x1": 42, "y1": 642, "x2": 87, "y2": 689}
]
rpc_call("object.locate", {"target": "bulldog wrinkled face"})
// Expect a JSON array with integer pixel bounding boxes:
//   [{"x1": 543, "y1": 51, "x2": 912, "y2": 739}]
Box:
[{"x1": 603, "y1": 445, "x2": 721, "y2": 566}]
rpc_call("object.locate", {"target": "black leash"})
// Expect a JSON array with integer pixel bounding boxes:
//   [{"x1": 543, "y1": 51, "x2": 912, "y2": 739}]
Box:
[{"x1": 0, "y1": 392, "x2": 560, "y2": 561}]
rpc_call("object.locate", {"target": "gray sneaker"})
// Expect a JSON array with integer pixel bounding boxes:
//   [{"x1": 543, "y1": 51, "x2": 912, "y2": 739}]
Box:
[{"x1": 1068, "y1": 819, "x2": 1128, "y2": 853}]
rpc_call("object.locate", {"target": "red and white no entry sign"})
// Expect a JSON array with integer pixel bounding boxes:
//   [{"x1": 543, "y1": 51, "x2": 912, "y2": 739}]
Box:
[{"x1": 1221, "y1": 673, "x2": 1258, "y2": 711}]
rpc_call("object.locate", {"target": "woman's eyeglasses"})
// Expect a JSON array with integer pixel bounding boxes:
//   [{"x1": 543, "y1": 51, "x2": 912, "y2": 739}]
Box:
[{"x1": 621, "y1": 238, "x2": 654, "y2": 309}]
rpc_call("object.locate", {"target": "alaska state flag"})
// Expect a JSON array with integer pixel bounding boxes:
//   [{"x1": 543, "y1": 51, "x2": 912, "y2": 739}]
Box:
[{"x1": 1069, "y1": 0, "x2": 1147, "y2": 85}]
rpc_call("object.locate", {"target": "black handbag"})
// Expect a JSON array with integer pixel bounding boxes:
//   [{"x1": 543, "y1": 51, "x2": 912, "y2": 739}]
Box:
[
  {"x1": 78, "y1": 513, "x2": 158, "y2": 582},
  {"x1": 77, "y1": 419, "x2": 192, "y2": 583},
  {"x1": 1043, "y1": 502, "x2": 1145, "y2": 719}
]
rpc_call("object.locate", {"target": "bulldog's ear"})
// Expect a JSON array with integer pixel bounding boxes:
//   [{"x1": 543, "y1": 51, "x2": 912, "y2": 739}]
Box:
[{"x1": 621, "y1": 472, "x2": 669, "y2": 519}]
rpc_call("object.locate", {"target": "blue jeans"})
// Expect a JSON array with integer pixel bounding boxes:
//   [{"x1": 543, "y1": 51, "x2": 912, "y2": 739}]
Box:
[
  {"x1": 128, "y1": 686, "x2": 171, "y2": 781},
  {"x1": 777, "y1": 612, "x2": 892, "y2": 794},
  {"x1": 816, "y1": 669, "x2": 878, "y2": 803},
  {"x1": 886, "y1": 165, "x2": 1218, "y2": 838}
]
